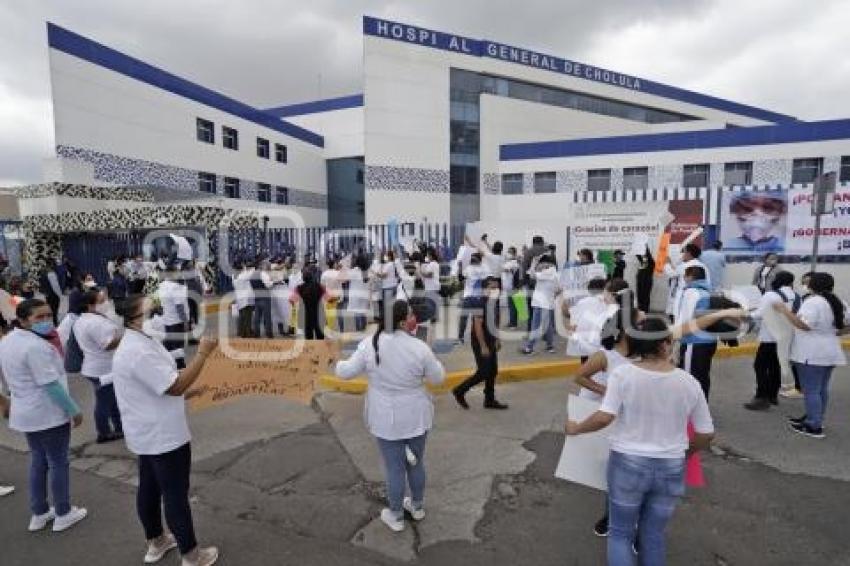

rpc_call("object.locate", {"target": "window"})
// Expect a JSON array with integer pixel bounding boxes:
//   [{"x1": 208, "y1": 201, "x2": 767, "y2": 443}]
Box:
[
  {"x1": 587, "y1": 169, "x2": 611, "y2": 191},
  {"x1": 791, "y1": 158, "x2": 823, "y2": 184},
  {"x1": 501, "y1": 173, "x2": 524, "y2": 195},
  {"x1": 223, "y1": 177, "x2": 240, "y2": 198},
  {"x1": 275, "y1": 186, "x2": 289, "y2": 205},
  {"x1": 197, "y1": 172, "x2": 216, "y2": 193},
  {"x1": 450, "y1": 165, "x2": 479, "y2": 195},
  {"x1": 196, "y1": 118, "x2": 214, "y2": 143},
  {"x1": 534, "y1": 171, "x2": 556, "y2": 193},
  {"x1": 724, "y1": 161, "x2": 753, "y2": 186},
  {"x1": 256, "y1": 137, "x2": 269, "y2": 159},
  {"x1": 841, "y1": 156, "x2": 850, "y2": 183},
  {"x1": 623, "y1": 167, "x2": 648, "y2": 191},
  {"x1": 222, "y1": 126, "x2": 238, "y2": 150},
  {"x1": 275, "y1": 143, "x2": 288, "y2": 163},
  {"x1": 683, "y1": 163, "x2": 710, "y2": 188},
  {"x1": 257, "y1": 183, "x2": 271, "y2": 203}
]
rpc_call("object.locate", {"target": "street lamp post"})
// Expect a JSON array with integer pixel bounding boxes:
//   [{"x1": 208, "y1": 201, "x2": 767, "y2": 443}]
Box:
[{"x1": 810, "y1": 171, "x2": 837, "y2": 273}]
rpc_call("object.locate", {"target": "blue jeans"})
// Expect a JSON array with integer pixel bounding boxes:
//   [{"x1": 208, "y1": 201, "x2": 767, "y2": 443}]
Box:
[
  {"x1": 376, "y1": 433, "x2": 428, "y2": 518},
  {"x1": 794, "y1": 362, "x2": 834, "y2": 429},
  {"x1": 85, "y1": 376, "x2": 123, "y2": 438},
  {"x1": 525, "y1": 307, "x2": 555, "y2": 350},
  {"x1": 25, "y1": 423, "x2": 71, "y2": 516},
  {"x1": 338, "y1": 312, "x2": 367, "y2": 333},
  {"x1": 607, "y1": 451, "x2": 686, "y2": 566}
]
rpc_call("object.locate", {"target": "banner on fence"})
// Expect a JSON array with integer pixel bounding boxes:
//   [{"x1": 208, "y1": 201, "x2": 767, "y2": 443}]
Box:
[
  {"x1": 720, "y1": 187, "x2": 850, "y2": 255},
  {"x1": 568, "y1": 199, "x2": 703, "y2": 254},
  {"x1": 188, "y1": 339, "x2": 339, "y2": 410}
]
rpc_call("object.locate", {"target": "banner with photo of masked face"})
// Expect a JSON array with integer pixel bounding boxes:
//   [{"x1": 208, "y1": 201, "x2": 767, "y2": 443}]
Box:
[
  {"x1": 720, "y1": 187, "x2": 850, "y2": 255},
  {"x1": 720, "y1": 190, "x2": 787, "y2": 254}
]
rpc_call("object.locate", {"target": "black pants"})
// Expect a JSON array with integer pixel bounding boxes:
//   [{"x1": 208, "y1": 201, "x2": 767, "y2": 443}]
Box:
[
  {"x1": 679, "y1": 342, "x2": 718, "y2": 399},
  {"x1": 636, "y1": 274, "x2": 653, "y2": 313},
  {"x1": 792, "y1": 363, "x2": 801, "y2": 391},
  {"x1": 46, "y1": 293, "x2": 60, "y2": 325},
  {"x1": 253, "y1": 298, "x2": 274, "y2": 338},
  {"x1": 238, "y1": 306, "x2": 255, "y2": 338},
  {"x1": 455, "y1": 341, "x2": 498, "y2": 403},
  {"x1": 303, "y1": 306, "x2": 324, "y2": 340},
  {"x1": 754, "y1": 342, "x2": 781, "y2": 401},
  {"x1": 137, "y1": 443, "x2": 196, "y2": 555},
  {"x1": 163, "y1": 323, "x2": 187, "y2": 370}
]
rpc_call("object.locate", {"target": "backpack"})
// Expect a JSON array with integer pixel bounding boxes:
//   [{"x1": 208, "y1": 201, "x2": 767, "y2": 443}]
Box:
[{"x1": 64, "y1": 320, "x2": 84, "y2": 373}]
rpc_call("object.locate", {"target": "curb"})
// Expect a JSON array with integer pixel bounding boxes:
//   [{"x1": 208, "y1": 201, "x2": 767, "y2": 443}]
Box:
[{"x1": 319, "y1": 339, "x2": 850, "y2": 395}]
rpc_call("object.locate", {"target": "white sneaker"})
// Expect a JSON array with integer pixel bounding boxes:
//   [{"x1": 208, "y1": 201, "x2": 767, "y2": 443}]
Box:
[
  {"x1": 380, "y1": 508, "x2": 405, "y2": 532},
  {"x1": 52, "y1": 506, "x2": 88, "y2": 532},
  {"x1": 0, "y1": 485, "x2": 14, "y2": 497},
  {"x1": 181, "y1": 546, "x2": 219, "y2": 566},
  {"x1": 28, "y1": 508, "x2": 55, "y2": 532},
  {"x1": 145, "y1": 533, "x2": 178, "y2": 563},
  {"x1": 403, "y1": 497, "x2": 425, "y2": 521}
]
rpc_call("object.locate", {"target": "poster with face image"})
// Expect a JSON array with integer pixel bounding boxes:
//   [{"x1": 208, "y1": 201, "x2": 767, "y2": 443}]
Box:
[{"x1": 720, "y1": 190, "x2": 787, "y2": 254}]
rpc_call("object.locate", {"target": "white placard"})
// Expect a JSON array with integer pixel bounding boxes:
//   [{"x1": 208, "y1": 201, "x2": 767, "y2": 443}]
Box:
[
  {"x1": 629, "y1": 233, "x2": 650, "y2": 257},
  {"x1": 170, "y1": 234, "x2": 193, "y2": 260},
  {"x1": 555, "y1": 395, "x2": 609, "y2": 492},
  {"x1": 465, "y1": 221, "x2": 485, "y2": 242}
]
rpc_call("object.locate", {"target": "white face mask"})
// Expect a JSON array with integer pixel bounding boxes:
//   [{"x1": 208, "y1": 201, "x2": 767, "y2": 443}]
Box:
[{"x1": 739, "y1": 211, "x2": 777, "y2": 243}]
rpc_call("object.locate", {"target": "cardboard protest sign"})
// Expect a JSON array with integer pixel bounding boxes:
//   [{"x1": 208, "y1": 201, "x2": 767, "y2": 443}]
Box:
[
  {"x1": 555, "y1": 395, "x2": 609, "y2": 492},
  {"x1": 559, "y1": 263, "x2": 607, "y2": 305},
  {"x1": 188, "y1": 339, "x2": 339, "y2": 411}
]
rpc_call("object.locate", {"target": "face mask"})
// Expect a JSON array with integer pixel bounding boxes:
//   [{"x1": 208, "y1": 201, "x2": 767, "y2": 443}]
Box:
[
  {"x1": 404, "y1": 314, "x2": 418, "y2": 334},
  {"x1": 739, "y1": 211, "x2": 776, "y2": 243},
  {"x1": 487, "y1": 289, "x2": 500, "y2": 300},
  {"x1": 31, "y1": 321, "x2": 55, "y2": 337}
]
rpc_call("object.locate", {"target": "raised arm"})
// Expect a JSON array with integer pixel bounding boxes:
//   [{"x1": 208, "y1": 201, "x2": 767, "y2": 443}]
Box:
[
  {"x1": 167, "y1": 337, "x2": 217, "y2": 396},
  {"x1": 671, "y1": 308, "x2": 748, "y2": 340}
]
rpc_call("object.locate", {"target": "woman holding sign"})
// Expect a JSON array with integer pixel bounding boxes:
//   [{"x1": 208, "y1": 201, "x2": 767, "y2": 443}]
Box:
[
  {"x1": 111, "y1": 295, "x2": 220, "y2": 566},
  {"x1": 566, "y1": 317, "x2": 716, "y2": 566},
  {"x1": 334, "y1": 300, "x2": 446, "y2": 533}
]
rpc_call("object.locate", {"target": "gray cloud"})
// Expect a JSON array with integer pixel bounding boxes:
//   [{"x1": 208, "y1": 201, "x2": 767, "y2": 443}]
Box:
[{"x1": 0, "y1": 0, "x2": 847, "y2": 185}]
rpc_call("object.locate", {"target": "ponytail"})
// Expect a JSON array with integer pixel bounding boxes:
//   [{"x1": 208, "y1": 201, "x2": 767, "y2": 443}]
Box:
[
  {"x1": 372, "y1": 300, "x2": 411, "y2": 365},
  {"x1": 806, "y1": 273, "x2": 844, "y2": 330}
]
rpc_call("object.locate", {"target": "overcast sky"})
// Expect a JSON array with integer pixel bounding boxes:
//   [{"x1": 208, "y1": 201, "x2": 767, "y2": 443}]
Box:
[{"x1": 1, "y1": 0, "x2": 848, "y2": 185}]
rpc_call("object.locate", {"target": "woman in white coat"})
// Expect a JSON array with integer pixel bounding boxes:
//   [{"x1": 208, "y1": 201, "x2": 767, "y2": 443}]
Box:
[{"x1": 334, "y1": 299, "x2": 445, "y2": 533}]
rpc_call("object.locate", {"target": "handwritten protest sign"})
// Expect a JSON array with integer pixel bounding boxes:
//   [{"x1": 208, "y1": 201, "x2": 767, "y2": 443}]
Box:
[
  {"x1": 560, "y1": 263, "x2": 607, "y2": 306},
  {"x1": 188, "y1": 339, "x2": 339, "y2": 411}
]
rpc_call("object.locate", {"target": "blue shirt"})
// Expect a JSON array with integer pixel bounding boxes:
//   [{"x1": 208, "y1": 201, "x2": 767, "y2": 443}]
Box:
[{"x1": 700, "y1": 250, "x2": 726, "y2": 291}]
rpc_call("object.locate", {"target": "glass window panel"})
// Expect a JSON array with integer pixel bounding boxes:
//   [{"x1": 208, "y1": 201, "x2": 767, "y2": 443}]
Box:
[
  {"x1": 534, "y1": 171, "x2": 556, "y2": 193},
  {"x1": 501, "y1": 173, "x2": 524, "y2": 195},
  {"x1": 791, "y1": 158, "x2": 823, "y2": 184}
]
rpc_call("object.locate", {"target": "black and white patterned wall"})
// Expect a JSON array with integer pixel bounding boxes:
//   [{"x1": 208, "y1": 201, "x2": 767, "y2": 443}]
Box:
[
  {"x1": 56, "y1": 145, "x2": 326, "y2": 209},
  {"x1": 365, "y1": 165, "x2": 450, "y2": 193}
]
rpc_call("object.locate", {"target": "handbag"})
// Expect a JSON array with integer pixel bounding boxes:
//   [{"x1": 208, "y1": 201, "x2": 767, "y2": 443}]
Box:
[{"x1": 64, "y1": 320, "x2": 84, "y2": 373}]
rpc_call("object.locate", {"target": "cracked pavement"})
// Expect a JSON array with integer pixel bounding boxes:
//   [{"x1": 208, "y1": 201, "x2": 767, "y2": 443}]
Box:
[{"x1": 1, "y1": 357, "x2": 849, "y2": 565}]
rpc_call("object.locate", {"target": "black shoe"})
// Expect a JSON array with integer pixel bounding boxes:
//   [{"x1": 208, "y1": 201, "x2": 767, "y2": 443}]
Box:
[
  {"x1": 593, "y1": 516, "x2": 609, "y2": 537},
  {"x1": 453, "y1": 389, "x2": 470, "y2": 410},
  {"x1": 787, "y1": 414, "x2": 807, "y2": 425},
  {"x1": 484, "y1": 400, "x2": 509, "y2": 410},
  {"x1": 789, "y1": 422, "x2": 825, "y2": 439},
  {"x1": 96, "y1": 432, "x2": 122, "y2": 444},
  {"x1": 744, "y1": 398, "x2": 770, "y2": 411}
]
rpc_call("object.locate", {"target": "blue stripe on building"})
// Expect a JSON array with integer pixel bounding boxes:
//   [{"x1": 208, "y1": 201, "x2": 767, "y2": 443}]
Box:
[
  {"x1": 47, "y1": 23, "x2": 325, "y2": 148},
  {"x1": 264, "y1": 94, "x2": 365, "y2": 118},
  {"x1": 499, "y1": 118, "x2": 850, "y2": 161},
  {"x1": 363, "y1": 16, "x2": 795, "y2": 125}
]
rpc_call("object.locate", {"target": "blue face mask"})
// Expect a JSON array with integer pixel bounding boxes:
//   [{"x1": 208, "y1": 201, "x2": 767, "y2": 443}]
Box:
[{"x1": 31, "y1": 321, "x2": 55, "y2": 337}]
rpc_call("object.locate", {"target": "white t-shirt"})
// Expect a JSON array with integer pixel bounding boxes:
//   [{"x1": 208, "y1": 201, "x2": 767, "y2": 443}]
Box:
[
  {"x1": 75, "y1": 312, "x2": 118, "y2": 378},
  {"x1": 531, "y1": 266, "x2": 560, "y2": 310},
  {"x1": 579, "y1": 348, "x2": 630, "y2": 402},
  {"x1": 159, "y1": 280, "x2": 189, "y2": 326},
  {"x1": 482, "y1": 251, "x2": 505, "y2": 279},
  {"x1": 566, "y1": 295, "x2": 612, "y2": 357},
  {"x1": 600, "y1": 365, "x2": 714, "y2": 459},
  {"x1": 462, "y1": 264, "x2": 486, "y2": 299},
  {"x1": 381, "y1": 261, "x2": 401, "y2": 290},
  {"x1": 321, "y1": 268, "x2": 342, "y2": 298},
  {"x1": 335, "y1": 330, "x2": 445, "y2": 441},
  {"x1": 756, "y1": 288, "x2": 796, "y2": 343},
  {"x1": 111, "y1": 329, "x2": 191, "y2": 455},
  {"x1": 502, "y1": 258, "x2": 519, "y2": 292},
  {"x1": 421, "y1": 261, "x2": 441, "y2": 292},
  {"x1": 0, "y1": 329, "x2": 71, "y2": 433},
  {"x1": 790, "y1": 295, "x2": 847, "y2": 367}
]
